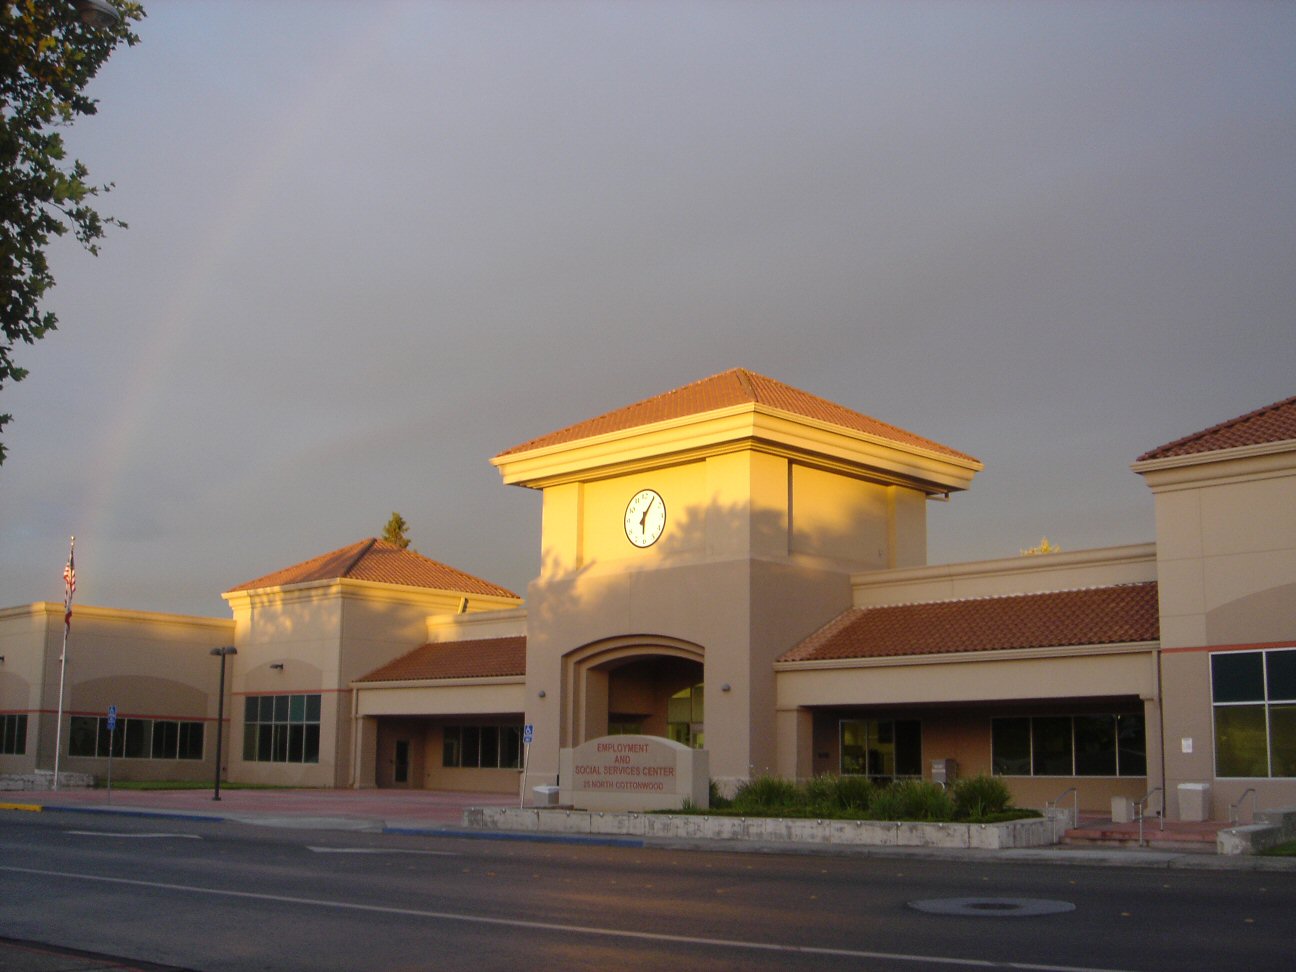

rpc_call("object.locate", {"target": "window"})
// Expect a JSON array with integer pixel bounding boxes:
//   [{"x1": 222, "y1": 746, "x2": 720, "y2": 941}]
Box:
[
  {"x1": 442, "y1": 724, "x2": 522, "y2": 769},
  {"x1": 992, "y1": 714, "x2": 1145, "y2": 777},
  {"x1": 242, "y1": 694, "x2": 320, "y2": 764},
  {"x1": 667, "y1": 684, "x2": 705, "y2": 748},
  {"x1": 839, "y1": 719, "x2": 922, "y2": 780},
  {"x1": 0, "y1": 714, "x2": 27, "y2": 755},
  {"x1": 1212, "y1": 648, "x2": 1296, "y2": 778},
  {"x1": 67, "y1": 715, "x2": 203, "y2": 759}
]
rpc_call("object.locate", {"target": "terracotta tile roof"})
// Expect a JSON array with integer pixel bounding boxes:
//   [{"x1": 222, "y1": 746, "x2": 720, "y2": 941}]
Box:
[
  {"x1": 226, "y1": 538, "x2": 519, "y2": 598},
  {"x1": 355, "y1": 636, "x2": 526, "y2": 682},
  {"x1": 495, "y1": 368, "x2": 977, "y2": 463},
  {"x1": 1138, "y1": 395, "x2": 1296, "y2": 461},
  {"x1": 779, "y1": 583, "x2": 1160, "y2": 663}
]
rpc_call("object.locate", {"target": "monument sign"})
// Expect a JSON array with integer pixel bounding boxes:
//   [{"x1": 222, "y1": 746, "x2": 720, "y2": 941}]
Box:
[{"x1": 559, "y1": 734, "x2": 708, "y2": 812}]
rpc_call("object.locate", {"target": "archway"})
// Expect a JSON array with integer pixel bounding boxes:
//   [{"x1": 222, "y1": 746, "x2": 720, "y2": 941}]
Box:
[{"x1": 563, "y1": 636, "x2": 705, "y2": 747}]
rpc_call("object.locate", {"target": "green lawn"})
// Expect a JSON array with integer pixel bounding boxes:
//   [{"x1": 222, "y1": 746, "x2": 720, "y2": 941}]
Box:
[{"x1": 1261, "y1": 839, "x2": 1296, "y2": 856}]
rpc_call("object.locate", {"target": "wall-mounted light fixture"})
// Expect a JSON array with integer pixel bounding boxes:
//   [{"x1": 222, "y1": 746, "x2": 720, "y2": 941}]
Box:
[
  {"x1": 721, "y1": 683, "x2": 731, "y2": 692},
  {"x1": 270, "y1": 663, "x2": 285, "y2": 671},
  {"x1": 537, "y1": 689, "x2": 546, "y2": 698}
]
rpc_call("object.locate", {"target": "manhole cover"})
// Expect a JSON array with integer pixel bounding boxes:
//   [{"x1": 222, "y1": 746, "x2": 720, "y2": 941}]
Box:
[{"x1": 908, "y1": 897, "x2": 1076, "y2": 917}]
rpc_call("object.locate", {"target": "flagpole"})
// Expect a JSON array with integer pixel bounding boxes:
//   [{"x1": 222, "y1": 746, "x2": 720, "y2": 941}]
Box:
[{"x1": 52, "y1": 536, "x2": 75, "y2": 792}]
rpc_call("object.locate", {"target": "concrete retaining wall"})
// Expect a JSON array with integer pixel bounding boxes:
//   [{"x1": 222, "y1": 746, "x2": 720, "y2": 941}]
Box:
[
  {"x1": 1218, "y1": 807, "x2": 1296, "y2": 855},
  {"x1": 464, "y1": 807, "x2": 1057, "y2": 849}
]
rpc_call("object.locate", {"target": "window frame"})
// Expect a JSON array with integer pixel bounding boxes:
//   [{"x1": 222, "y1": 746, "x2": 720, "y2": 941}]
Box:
[
  {"x1": 441, "y1": 723, "x2": 523, "y2": 770},
  {"x1": 0, "y1": 714, "x2": 27, "y2": 755},
  {"x1": 242, "y1": 694, "x2": 321, "y2": 764},
  {"x1": 1211, "y1": 647, "x2": 1296, "y2": 779},
  {"x1": 991, "y1": 713, "x2": 1146, "y2": 778}
]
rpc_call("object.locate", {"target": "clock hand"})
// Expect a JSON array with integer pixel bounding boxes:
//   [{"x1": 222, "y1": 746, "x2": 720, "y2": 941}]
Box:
[{"x1": 640, "y1": 498, "x2": 653, "y2": 531}]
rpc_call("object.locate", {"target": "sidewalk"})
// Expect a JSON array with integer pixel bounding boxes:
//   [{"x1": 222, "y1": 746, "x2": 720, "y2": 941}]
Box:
[
  {"x1": 4, "y1": 786, "x2": 1293, "y2": 867},
  {"x1": 1, "y1": 785, "x2": 517, "y2": 831}
]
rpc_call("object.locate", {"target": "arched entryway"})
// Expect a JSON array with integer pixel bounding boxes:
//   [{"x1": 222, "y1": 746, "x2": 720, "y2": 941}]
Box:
[{"x1": 563, "y1": 636, "x2": 705, "y2": 747}]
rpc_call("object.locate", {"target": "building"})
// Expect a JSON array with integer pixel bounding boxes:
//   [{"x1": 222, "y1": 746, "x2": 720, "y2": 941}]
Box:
[{"x1": 3, "y1": 369, "x2": 1293, "y2": 822}]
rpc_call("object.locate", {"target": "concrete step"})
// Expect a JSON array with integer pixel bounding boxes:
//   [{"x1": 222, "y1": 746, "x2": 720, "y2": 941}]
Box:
[{"x1": 1063, "y1": 818, "x2": 1224, "y2": 853}]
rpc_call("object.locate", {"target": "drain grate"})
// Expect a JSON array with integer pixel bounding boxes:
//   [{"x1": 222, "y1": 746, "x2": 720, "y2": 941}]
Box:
[{"x1": 908, "y1": 897, "x2": 1076, "y2": 918}]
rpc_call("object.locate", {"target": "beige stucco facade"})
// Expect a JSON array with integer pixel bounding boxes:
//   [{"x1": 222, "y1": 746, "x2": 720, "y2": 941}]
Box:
[
  {"x1": 4, "y1": 372, "x2": 1293, "y2": 824},
  {"x1": 1133, "y1": 438, "x2": 1296, "y2": 819},
  {"x1": 0, "y1": 603, "x2": 233, "y2": 781}
]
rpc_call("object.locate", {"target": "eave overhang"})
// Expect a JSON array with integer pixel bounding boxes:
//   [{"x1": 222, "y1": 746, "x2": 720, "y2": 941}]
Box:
[{"x1": 492, "y1": 403, "x2": 982, "y2": 495}]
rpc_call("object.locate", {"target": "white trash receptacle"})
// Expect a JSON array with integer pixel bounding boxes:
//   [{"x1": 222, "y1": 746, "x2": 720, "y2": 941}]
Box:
[
  {"x1": 1178, "y1": 782, "x2": 1211, "y2": 822},
  {"x1": 532, "y1": 785, "x2": 560, "y2": 807}
]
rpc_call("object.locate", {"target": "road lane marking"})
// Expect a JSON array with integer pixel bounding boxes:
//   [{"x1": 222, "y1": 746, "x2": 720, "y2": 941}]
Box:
[
  {"x1": 306, "y1": 847, "x2": 457, "y2": 856},
  {"x1": 0, "y1": 865, "x2": 1141, "y2": 972},
  {"x1": 65, "y1": 832, "x2": 202, "y2": 839}
]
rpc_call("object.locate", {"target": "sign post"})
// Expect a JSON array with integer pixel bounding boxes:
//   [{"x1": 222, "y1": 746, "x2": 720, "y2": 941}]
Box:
[
  {"x1": 519, "y1": 723, "x2": 534, "y2": 808},
  {"x1": 105, "y1": 705, "x2": 117, "y2": 802}
]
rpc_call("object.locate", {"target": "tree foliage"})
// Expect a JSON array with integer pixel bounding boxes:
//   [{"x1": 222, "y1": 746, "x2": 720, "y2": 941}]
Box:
[
  {"x1": 382, "y1": 512, "x2": 411, "y2": 550},
  {"x1": 1, "y1": 0, "x2": 145, "y2": 464}
]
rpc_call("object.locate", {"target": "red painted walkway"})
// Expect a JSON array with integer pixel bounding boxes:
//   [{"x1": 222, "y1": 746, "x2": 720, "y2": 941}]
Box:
[{"x1": 7, "y1": 786, "x2": 517, "y2": 827}]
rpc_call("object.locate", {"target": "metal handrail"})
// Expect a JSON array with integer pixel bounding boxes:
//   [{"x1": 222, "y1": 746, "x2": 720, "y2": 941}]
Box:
[
  {"x1": 1046, "y1": 786, "x2": 1079, "y2": 840},
  {"x1": 1135, "y1": 786, "x2": 1164, "y2": 846},
  {"x1": 1229, "y1": 788, "x2": 1258, "y2": 826}
]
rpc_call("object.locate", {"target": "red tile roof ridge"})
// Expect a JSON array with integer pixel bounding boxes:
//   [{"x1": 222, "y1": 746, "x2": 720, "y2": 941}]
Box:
[
  {"x1": 226, "y1": 537, "x2": 519, "y2": 598},
  {"x1": 1138, "y1": 394, "x2": 1296, "y2": 461},
  {"x1": 781, "y1": 582, "x2": 1160, "y2": 664},
  {"x1": 495, "y1": 368, "x2": 977, "y2": 463},
  {"x1": 355, "y1": 635, "x2": 527, "y2": 683}
]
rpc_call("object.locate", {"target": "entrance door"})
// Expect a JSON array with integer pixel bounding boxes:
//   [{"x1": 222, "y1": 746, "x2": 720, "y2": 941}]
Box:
[{"x1": 393, "y1": 740, "x2": 410, "y2": 784}]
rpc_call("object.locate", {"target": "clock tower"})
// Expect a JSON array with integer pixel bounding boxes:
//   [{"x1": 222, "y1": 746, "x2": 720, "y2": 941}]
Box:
[{"x1": 492, "y1": 369, "x2": 980, "y2": 795}]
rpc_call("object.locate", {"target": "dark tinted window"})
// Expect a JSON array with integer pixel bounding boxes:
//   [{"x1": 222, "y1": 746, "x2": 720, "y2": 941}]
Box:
[{"x1": 1213, "y1": 652, "x2": 1265, "y2": 702}]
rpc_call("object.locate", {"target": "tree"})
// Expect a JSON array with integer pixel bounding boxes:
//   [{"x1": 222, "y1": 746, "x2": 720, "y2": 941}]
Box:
[
  {"x1": 382, "y1": 512, "x2": 411, "y2": 550},
  {"x1": 1, "y1": 0, "x2": 145, "y2": 464}
]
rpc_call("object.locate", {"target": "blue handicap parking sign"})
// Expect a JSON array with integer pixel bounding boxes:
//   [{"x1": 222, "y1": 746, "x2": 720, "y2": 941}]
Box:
[
  {"x1": 106, "y1": 704, "x2": 117, "y2": 732},
  {"x1": 523, "y1": 723, "x2": 534, "y2": 745}
]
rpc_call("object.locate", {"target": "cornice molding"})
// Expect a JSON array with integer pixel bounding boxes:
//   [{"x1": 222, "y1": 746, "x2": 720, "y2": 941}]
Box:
[{"x1": 492, "y1": 403, "x2": 981, "y2": 494}]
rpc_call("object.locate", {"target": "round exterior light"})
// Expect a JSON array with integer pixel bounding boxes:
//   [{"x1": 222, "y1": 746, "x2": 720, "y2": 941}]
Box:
[{"x1": 75, "y1": 0, "x2": 120, "y2": 28}]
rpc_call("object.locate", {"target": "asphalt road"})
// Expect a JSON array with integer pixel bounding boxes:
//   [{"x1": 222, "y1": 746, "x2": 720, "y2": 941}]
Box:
[{"x1": 1, "y1": 811, "x2": 1290, "y2": 972}]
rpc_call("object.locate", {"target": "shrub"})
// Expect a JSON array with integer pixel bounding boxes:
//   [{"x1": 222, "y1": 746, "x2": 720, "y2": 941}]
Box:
[
  {"x1": 830, "y1": 774, "x2": 875, "y2": 812},
  {"x1": 951, "y1": 774, "x2": 1012, "y2": 820},
  {"x1": 802, "y1": 774, "x2": 838, "y2": 813},
  {"x1": 732, "y1": 774, "x2": 800, "y2": 812},
  {"x1": 869, "y1": 779, "x2": 954, "y2": 821}
]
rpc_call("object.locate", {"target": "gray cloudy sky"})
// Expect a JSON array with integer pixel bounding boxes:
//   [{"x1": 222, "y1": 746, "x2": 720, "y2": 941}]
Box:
[{"x1": 1, "y1": 1, "x2": 1292, "y2": 617}]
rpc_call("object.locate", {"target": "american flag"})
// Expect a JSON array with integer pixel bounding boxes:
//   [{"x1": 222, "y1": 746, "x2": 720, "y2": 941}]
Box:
[{"x1": 63, "y1": 539, "x2": 76, "y2": 628}]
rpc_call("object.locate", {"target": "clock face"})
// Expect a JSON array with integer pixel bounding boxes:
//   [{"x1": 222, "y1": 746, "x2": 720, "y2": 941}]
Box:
[{"x1": 624, "y1": 489, "x2": 666, "y2": 548}]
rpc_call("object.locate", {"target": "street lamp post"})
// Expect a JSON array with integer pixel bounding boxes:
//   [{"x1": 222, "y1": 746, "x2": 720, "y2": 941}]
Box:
[
  {"x1": 209, "y1": 646, "x2": 237, "y2": 801},
  {"x1": 74, "y1": 0, "x2": 120, "y2": 28}
]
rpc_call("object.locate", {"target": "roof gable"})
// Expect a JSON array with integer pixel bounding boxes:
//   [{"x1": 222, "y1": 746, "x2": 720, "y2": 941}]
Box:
[
  {"x1": 1139, "y1": 395, "x2": 1296, "y2": 461},
  {"x1": 226, "y1": 538, "x2": 519, "y2": 598},
  {"x1": 495, "y1": 368, "x2": 977, "y2": 463},
  {"x1": 780, "y1": 583, "x2": 1160, "y2": 663},
  {"x1": 355, "y1": 636, "x2": 527, "y2": 682}
]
